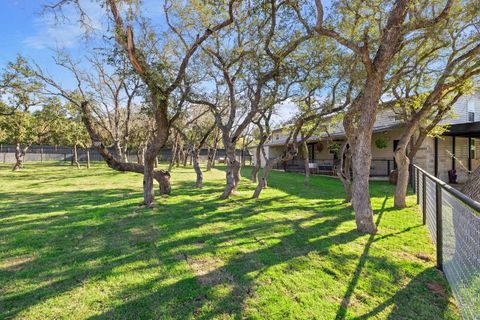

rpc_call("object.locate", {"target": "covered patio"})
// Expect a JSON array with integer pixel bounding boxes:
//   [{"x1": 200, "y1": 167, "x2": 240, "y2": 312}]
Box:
[{"x1": 437, "y1": 121, "x2": 480, "y2": 183}]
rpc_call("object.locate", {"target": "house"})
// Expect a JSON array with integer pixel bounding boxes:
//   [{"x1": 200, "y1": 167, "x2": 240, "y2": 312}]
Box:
[{"x1": 251, "y1": 91, "x2": 480, "y2": 184}]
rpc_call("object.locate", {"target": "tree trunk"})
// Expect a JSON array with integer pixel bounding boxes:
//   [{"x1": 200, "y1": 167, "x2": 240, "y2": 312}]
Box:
[
  {"x1": 81, "y1": 101, "x2": 171, "y2": 206},
  {"x1": 73, "y1": 144, "x2": 80, "y2": 169},
  {"x1": 349, "y1": 129, "x2": 376, "y2": 234},
  {"x1": 122, "y1": 145, "x2": 129, "y2": 163},
  {"x1": 301, "y1": 140, "x2": 310, "y2": 186},
  {"x1": 220, "y1": 145, "x2": 240, "y2": 199},
  {"x1": 394, "y1": 145, "x2": 410, "y2": 208},
  {"x1": 343, "y1": 80, "x2": 381, "y2": 234},
  {"x1": 114, "y1": 140, "x2": 123, "y2": 162},
  {"x1": 168, "y1": 136, "x2": 178, "y2": 172},
  {"x1": 12, "y1": 143, "x2": 26, "y2": 171},
  {"x1": 143, "y1": 157, "x2": 155, "y2": 206},
  {"x1": 210, "y1": 145, "x2": 218, "y2": 169},
  {"x1": 175, "y1": 146, "x2": 181, "y2": 167},
  {"x1": 192, "y1": 149, "x2": 203, "y2": 188},
  {"x1": 252, "y1": 148, "x2": 296, "y2": 199},
  {"x1": 337, "y1": 141, "x2": 352, "y2": 203},
  {"x1": 252, "y1": 159, "x2": 276, "y2": 198},
  {"x1": 40, "y1": 145, "x2": 44, "y2": 163},
  {"x1": 182, "y1": 148, "x2": 188, "y2": 167},
  {"x1": 154, "y1": 156, "x2": 159, "y2": 168},
  {"x1": 137, "y1": 147, "x2": 145, "y2": 165},
  {"x1": 251, "y1": 143, "x2": 262, "y2": 183},
  {"x1": 206, "y1": 147, "x2": 213, "y2": 171},
  {"x1": 86, "y1": 149, "x2": 91, "y2": 169}
]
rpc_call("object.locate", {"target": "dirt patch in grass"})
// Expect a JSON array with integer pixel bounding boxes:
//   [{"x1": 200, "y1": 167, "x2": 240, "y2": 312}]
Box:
[
  {"x1": 185, "y1": 255, "x2": 234, "y2": 286},
  {"x1": 426, "y1": 282, "x2": 448, "y2": 299},
  {"x1": 0, "y1": 255, "x2": 35, "y2": 272},
  {"x1": 414, "y1": 252, "x2": 432, "y2": 262}
]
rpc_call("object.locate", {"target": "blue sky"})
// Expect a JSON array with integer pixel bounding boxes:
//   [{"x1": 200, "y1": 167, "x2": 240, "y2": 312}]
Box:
[
  {"x1": 0, "y1": 1, "x2": 50, "y2": 66},
  {"x1": 0, "y1": 0, "x2": 297, "y2": 122},
  {"x1": 0, "y1": 0, "x2": 105, "y2": 88}
]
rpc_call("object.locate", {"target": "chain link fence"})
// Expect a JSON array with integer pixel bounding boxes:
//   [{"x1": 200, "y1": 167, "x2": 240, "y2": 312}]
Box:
[{"x1": 413, "y1": 165, "x2": 480, "y2": 319}]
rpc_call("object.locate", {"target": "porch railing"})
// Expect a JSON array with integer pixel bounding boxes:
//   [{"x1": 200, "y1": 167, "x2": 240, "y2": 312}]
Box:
[
  {"x1": 412, "y1": 164, "x2": 480, "y2": 319},
  {"x1": 274, "y1": 158, "x2": 395, "y2": 177}
]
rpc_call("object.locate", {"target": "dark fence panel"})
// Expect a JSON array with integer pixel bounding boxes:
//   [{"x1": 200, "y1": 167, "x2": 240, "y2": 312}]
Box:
[
  {"x1": 0, "y1": 145, "x2": 252, "y2": 164},
  {"x1": 414, "y1": 165, "x2": 480, "y2": 319}
]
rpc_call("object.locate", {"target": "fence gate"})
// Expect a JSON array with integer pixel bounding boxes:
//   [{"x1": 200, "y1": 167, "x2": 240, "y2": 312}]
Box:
[{"x1": 413, "y1": 165, "x2": 480, "y2": 319}]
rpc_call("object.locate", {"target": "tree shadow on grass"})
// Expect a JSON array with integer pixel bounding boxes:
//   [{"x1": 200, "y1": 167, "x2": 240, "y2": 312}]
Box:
[
  {"x1": 356, "y1": 267, "x2": 457, "y2": 319},
  {"x1": 0, "y1": 166, "x2": 456, "y2": 319},
  {"x1": 0, "y1": 177, "x2": 356, "y2": 319}
]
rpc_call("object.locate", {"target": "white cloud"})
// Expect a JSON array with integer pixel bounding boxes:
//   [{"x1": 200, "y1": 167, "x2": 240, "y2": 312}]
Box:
[{"x1": 23, "y1": 0, "x2": 105, "y2": 50}]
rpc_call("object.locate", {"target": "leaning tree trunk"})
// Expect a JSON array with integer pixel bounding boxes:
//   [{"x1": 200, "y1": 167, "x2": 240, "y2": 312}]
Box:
[
  {"x1": 393, "y1": 112, "x2": 427, "y2": 208},
  {"x1": 81, "y1": 101, "x2": 171, "y2": 205},
  {"x1": 251, "y1": 135, "x2": 267, "y2": 183},
  {"x1": 252, "y1": 149, "x2": 296, "y2": 199},
  {"x1": 461, "y1": 165, "x2": 480, "y2": 202},
  {"x1": 252, "y1": 159, "x2": 276, "y2": 198},
  {"x1": 192, "y1": 149, "x2": 203, "y2": 188}
]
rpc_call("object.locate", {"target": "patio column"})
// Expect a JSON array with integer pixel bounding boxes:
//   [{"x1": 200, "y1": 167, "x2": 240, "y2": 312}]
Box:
[
  {"x1": 452, "y1": 136, "x2": 456, "y2": 170},
  {"x1": 434, "y1": 137, "x2": 439, "y2": 177},
  {"x1": 468, "y1": 137, "x2": 472, "y2": 172}
]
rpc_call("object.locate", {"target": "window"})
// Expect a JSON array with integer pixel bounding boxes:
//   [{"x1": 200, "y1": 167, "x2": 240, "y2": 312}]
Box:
[
  {"x1": 468, "y1": 112, "x2": 475, "y2": 122},
  {"x1": 467, "y1": 99, "x2": 476, "y2": 122}
]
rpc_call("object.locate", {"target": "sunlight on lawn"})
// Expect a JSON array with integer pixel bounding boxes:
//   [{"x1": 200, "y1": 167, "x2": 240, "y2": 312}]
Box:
[{"x1": 0, "y1": 163, "x2": 459, "y2": 320}]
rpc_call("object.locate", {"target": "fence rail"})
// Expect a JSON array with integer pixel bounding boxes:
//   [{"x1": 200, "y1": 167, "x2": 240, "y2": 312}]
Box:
[
  {"x1": 0, "y1": 145, "x2": 252, "y2": 164},
  {"x1": 273, "y1": 158, "x2": 395, "y2": 177},
  {"x1": 412, "y1": 164, "x2": 480, "y2": 320}
]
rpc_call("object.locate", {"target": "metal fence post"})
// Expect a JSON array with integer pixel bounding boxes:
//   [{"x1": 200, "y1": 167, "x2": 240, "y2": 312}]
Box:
[
  {"x1": 422, "y1": 173, "x2": 426, "y2": 225},
  {"x1": 409, "y1": 164, "x2": 413, "y2": 191},
  {"x1": 435, "y1": 182, "x2": 443, "y2": 270},
  {"x1": 416, "y1": 168, "x2": 420, "y2": 204}
]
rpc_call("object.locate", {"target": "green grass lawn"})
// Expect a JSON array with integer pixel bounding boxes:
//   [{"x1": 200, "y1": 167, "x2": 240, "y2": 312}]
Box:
[{"x1": 0, "y1": 162, "x2": 459, "y2": 319}]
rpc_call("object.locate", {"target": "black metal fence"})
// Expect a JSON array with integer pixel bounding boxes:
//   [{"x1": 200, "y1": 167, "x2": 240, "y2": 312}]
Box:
[
  {"x1": 412, "y1": 164, "x2": 480, "y2": 319},
  {"x1": 0, "y1": 144, "x2": 252, "y2": 164}
]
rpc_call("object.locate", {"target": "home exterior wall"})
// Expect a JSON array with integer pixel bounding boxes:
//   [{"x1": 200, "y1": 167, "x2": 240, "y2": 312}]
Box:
[
  {"x1": 440, "y1": 92, "x2": 480, "y2": 125},
  {"x1": 255, "y1": 91, "x2": 480, "y2": 182}
]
